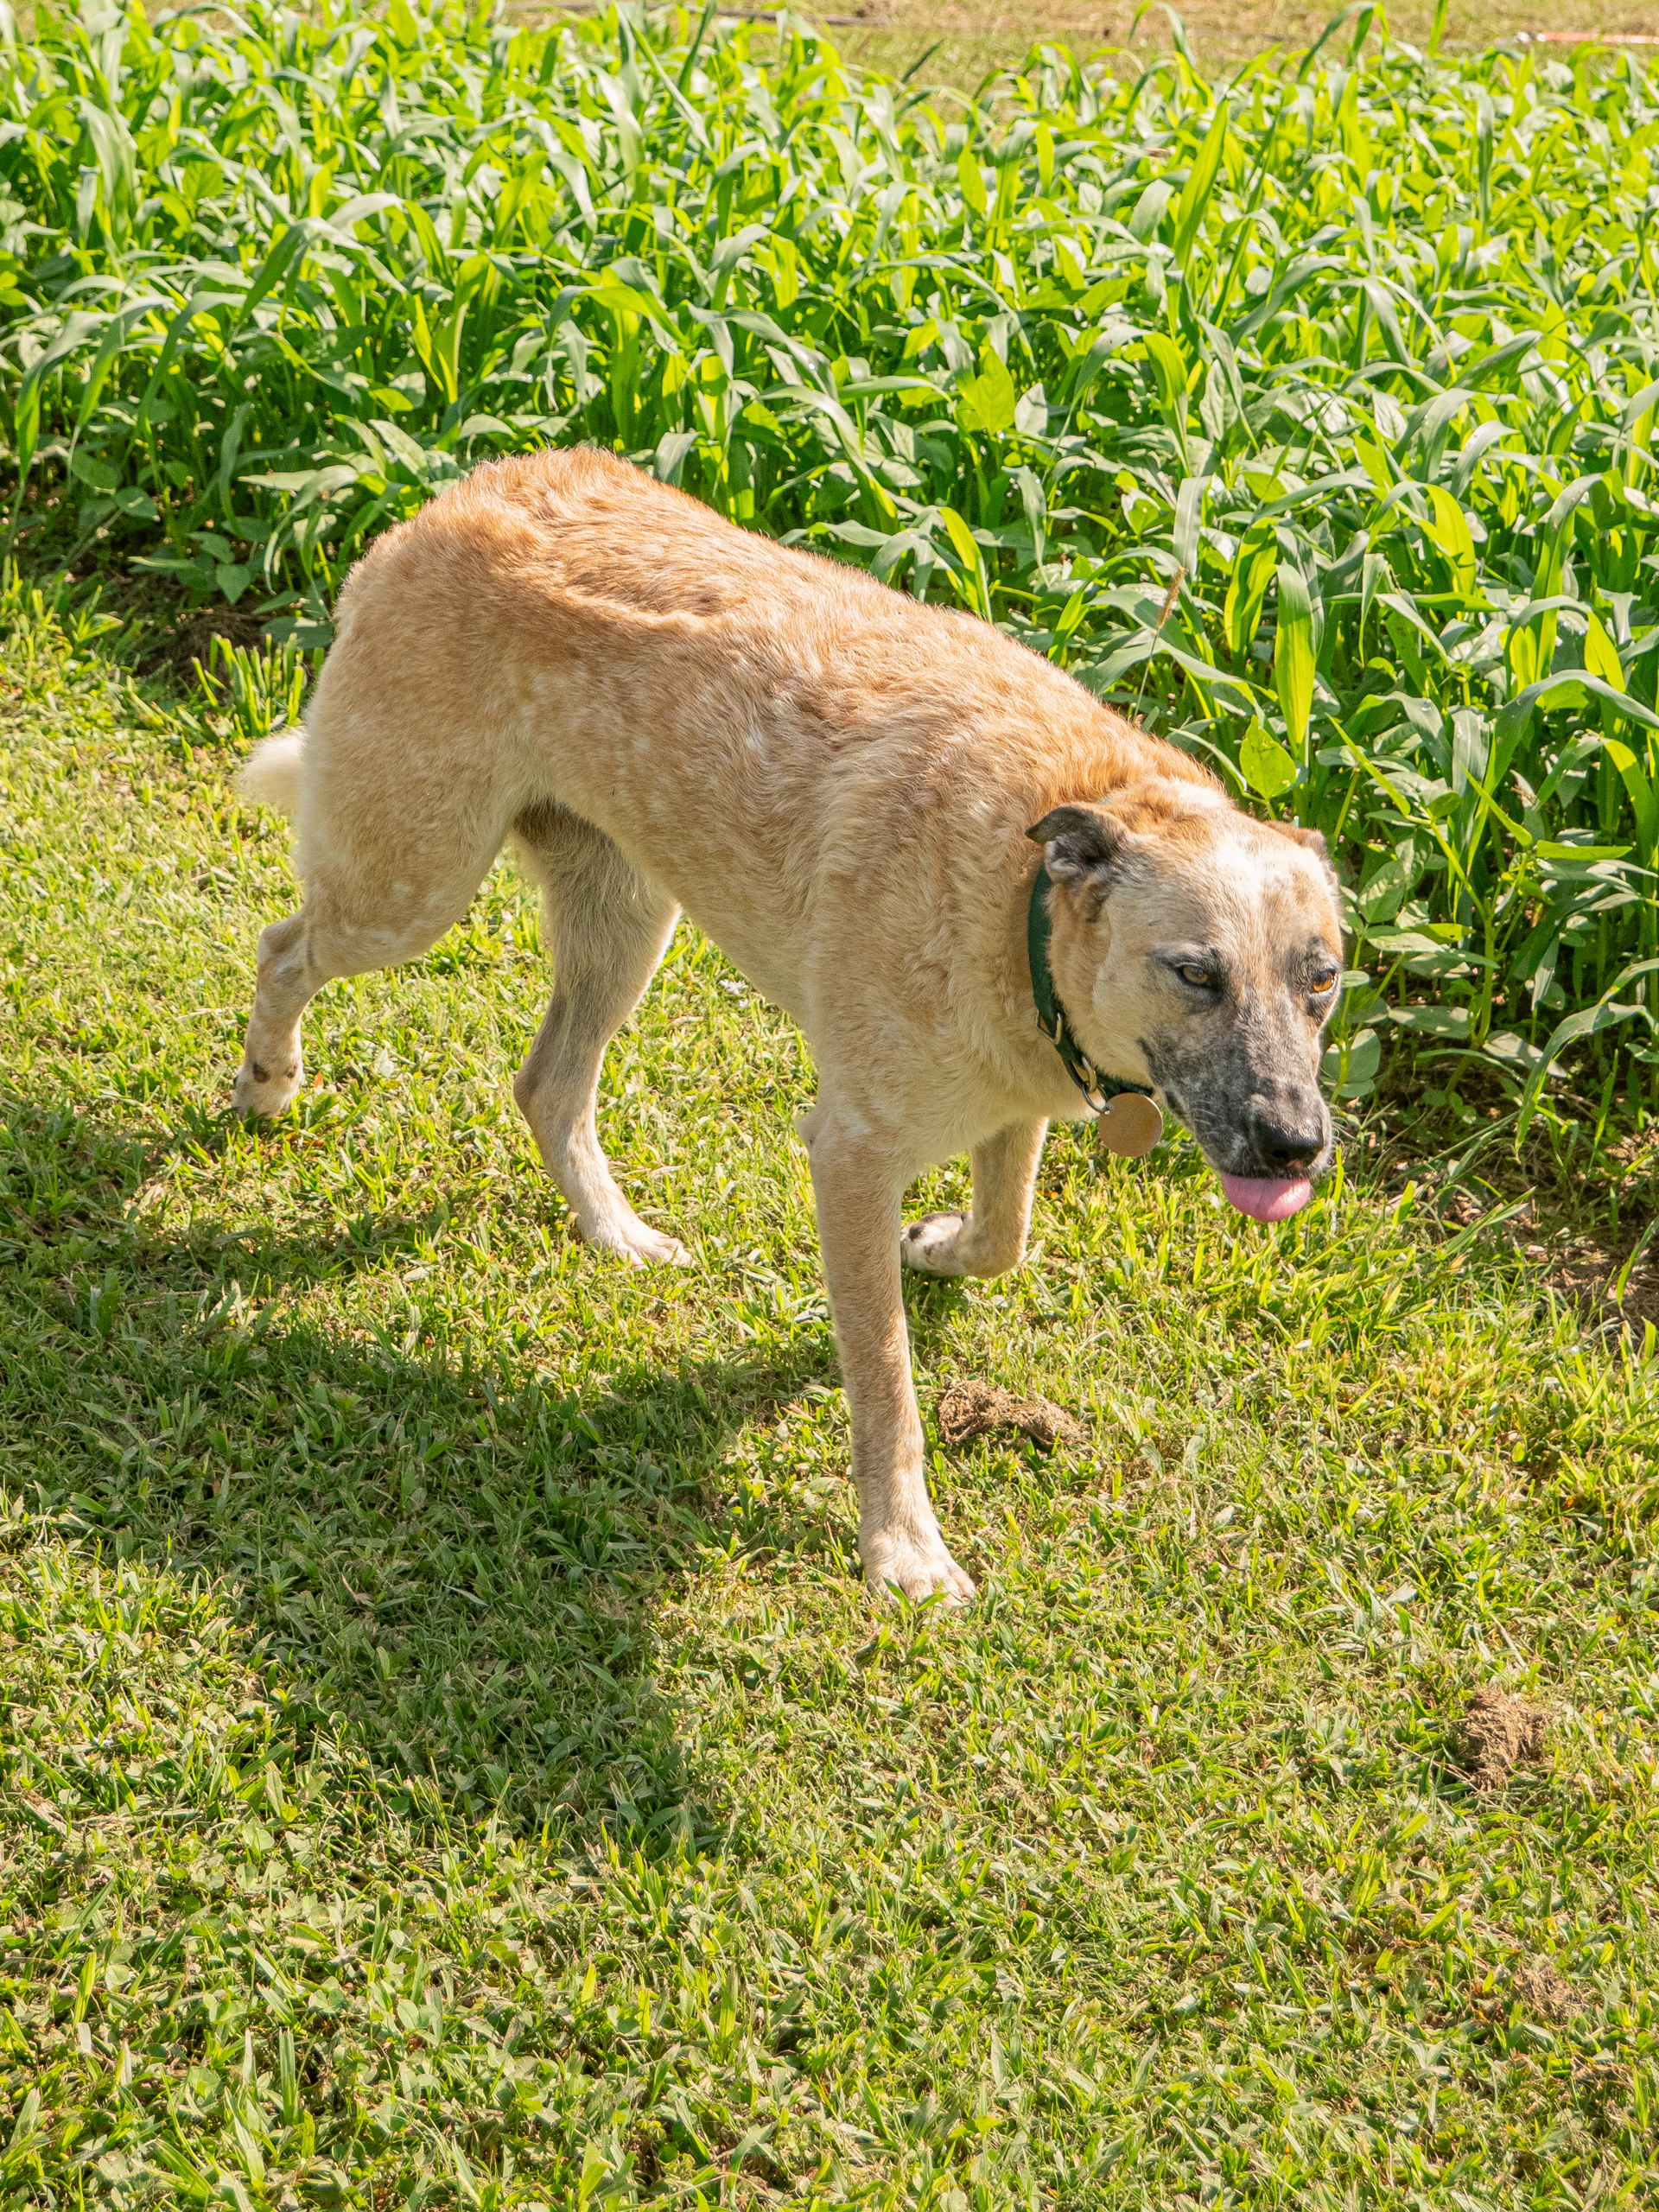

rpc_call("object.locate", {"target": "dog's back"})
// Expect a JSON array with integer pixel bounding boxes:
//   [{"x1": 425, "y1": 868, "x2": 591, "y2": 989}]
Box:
[
  {"x1": 238, "y1": 442, "x2": 1213, "y2": 1098},
  {"x1": 321, "y1": 442, "x2": 1204, "y2": 851}
]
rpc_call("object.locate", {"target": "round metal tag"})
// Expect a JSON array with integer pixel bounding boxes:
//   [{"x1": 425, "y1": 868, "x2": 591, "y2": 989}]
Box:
[{"x1": 1096, "y1": 1093, "x2": 1163, "y2": 1158}]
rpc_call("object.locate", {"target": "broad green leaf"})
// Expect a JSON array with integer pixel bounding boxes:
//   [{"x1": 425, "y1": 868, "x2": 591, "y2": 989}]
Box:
[
  {"x1": 234, "y1": 222, "x2": 315, "y2": 330},
  {"x1": 1336, "y1": 66, "x2": 1374, "y2": 175},
  {"x1": 957, "y1": 347, "x2": 1018, "y2": 436},
  {"x1": 1532, "y1": 841, "x2": 1630, "y2": 861},
  {"x1": 939, "y1": 505, "x2": 982, "y2": 574},
  {"x1": 1390, "y1": 1003, "x2": 1471, "y2": 1035},
  {"x1": 938, "y1": 505, "x2": 992, "y2": 618},
  {"x1": 69, "y1": 451, "x2": 118, "y2": 492},
  {"x1": 1126, "y1": 178, "x2": 1173, "y2": 241},
  {"x1": 1142, "y1": 333, "x2": 1191, "y2": 419},
  {"x1": 1323, "y1": 1026, "x2": 1382, "y2": 1098},
  {"x1": 1274, "y1": 561, "x2": 1315, "y2": 759},
  {"x1": 957, "y1": 145, "x2": 988, "y2": 217},
  {"x1": 588, "y1": 277, "x2": 676, "y2": 333},
  {"x1": 1378, "y1": 592, "x2": 1452, "y2": 671},
  {"x1": 1052, "y1": 587, "x2": 1087, "y2": 654},
  {"x1": 1497, "y1": 671, "x2": 1659, "y2": 745},
  {"x1": 1172, "y1": 101, "x2": 1229, "y2": 269},
  {"x1": 1584, "y1": 611, "x2": 1624, "y2": 691},
  {"x1": 1605, "y1": 740, "x2": 1659, "y2": 862},
  {"x1": 1241, "y1": 721, "x2": 1298, "y2": 798},
  {"x1": 1173, "y1": 474, "x2": 1207, "y2": 578},
  {"x1": 1224, "y1": 533, "x2": 1277, "y2": 659},
  {"x1": 1358, "y1": 839, "x2": 1420, "y2": 923},
  {"x1": 1508, "y1": 620, "x2": 1541, "y2": 690},
  {"x1": 575, "y1": 2139, "x2": 609, "y2": 2212},
  {"x1": 1483, "y1": 1030, "x2": 1547, "y2": 1074},
  {"x1": 1015, "y1": 465, "x2": 1048, "y2": 569},
  {"x1": 1423, "y1": 486, "x2": 1476, "y2": 601}
]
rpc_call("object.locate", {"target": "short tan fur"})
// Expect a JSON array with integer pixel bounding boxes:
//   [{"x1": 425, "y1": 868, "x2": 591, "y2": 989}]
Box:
[{"x1": 234, "y1": 448, "x2": 1343, "y2": 1600}]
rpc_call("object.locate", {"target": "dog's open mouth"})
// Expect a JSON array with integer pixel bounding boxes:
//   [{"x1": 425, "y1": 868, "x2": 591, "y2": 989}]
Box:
[{"x1": 1217, "y1": 1173, "x2": 1313, "y2": 1224}]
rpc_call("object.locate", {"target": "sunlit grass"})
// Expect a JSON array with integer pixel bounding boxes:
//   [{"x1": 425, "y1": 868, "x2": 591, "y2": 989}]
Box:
[{"x1": 2, "y1": 568, "x2": 1657, "y2": 2206}]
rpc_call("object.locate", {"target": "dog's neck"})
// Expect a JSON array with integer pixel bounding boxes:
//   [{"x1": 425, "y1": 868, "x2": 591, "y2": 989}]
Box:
[{"x1": 1027, "y1": 866, "x2": 1152, "y2": 1114}]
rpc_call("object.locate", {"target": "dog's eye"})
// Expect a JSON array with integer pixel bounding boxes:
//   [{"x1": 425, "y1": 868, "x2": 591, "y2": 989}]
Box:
[
  {"x1": 1177, "y1": 963, "x2": 1211, "y2": 989},
  {"x1": 1311, "y1": 968, "x2": 1339, "y2": 995}
]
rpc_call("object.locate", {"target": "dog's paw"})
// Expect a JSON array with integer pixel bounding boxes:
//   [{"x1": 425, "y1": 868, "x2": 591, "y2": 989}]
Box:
[
  {"x1": 622, "y1": 1225, "x2": 692, "y2": 1268},
  {"x1": 232, "y1": 1054, "x2": 303, "y2": 1118},
  {"x1": 900, "y1": 1211, "x2": 972, "y2": 1276},
  {"x1": 861, "y1": 1528, "x2": 977, "y2": 1605},
  {"x1": 581, "y1": 1216, "x2": 692, "y2": 1268}
]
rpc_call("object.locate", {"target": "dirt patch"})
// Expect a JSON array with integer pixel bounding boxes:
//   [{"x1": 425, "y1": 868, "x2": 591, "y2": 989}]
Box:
[
  {"x1": 1363, "y1": 1103, "x2": 1659, "y2": 1341},
  {"x1": 1458, "y1": 1199, "x2": 1658, "y2": 1335},
  {"x1": 1513, "y1": 1959, "x2": 1588, "y2": 2023},
  {"x1": 1454, "y1": 1685, "x2": 1548, "y2": 1790},
  {"x1": 1524, "y1": 1208, "x2": 1659, "y2": 1338},
  {"x1": 936, "y1": 1378, "x2": 1084, "y2": 1450},
  {"x1": 142, "y1": 601, "x2": 270, "y2": 685},
  {"x1": 788, "y1": 0, "x2": 1659, "y2": 84}
]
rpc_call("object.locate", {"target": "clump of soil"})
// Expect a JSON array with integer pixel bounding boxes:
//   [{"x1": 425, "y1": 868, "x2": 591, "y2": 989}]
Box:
[
  {"x1": 1455, "y1": 1685, "x2": 1548, "y2": 1789},
  {"x1": 936, "y1": 1379, "x2": 1084, "y2": 1451},
  {"x1": 1513, "y1": 1959, "x2": 1587, "y2": 2023}
]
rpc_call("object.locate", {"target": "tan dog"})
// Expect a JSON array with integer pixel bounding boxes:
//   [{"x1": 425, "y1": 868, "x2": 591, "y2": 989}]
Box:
[{"x1": 233, "y1": 448, "x2": 1344, "y2": 1600}]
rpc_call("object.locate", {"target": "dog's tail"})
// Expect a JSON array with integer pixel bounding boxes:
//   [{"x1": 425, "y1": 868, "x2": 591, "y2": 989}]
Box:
[{"x1": 234, "y1": 728, "x2": 306, "y2": 819}]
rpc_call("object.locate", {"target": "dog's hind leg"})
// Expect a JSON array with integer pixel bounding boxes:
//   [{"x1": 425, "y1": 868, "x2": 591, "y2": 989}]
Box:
[
  {"x1": 233, "y1": 855, "x2": 504, "y2": 1121},
  {"x1": 511, "y1": 804, "x2": 685, "y2": 1266},
  {"x1": 900, "y1": 1119, "x2": 1048, "y2": 1280},
  {"x1": 232, "y1": 720, "x2": 515, "y2": 1118}
]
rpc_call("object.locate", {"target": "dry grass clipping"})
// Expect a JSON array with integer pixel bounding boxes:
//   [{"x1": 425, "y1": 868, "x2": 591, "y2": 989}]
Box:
[
  {"x1": 935, "y1": 1380, "x2": 1084, "y2": 1451},
  {"x1": 1455, "y1": 1685, "x2": 1548, "y2": 1790},
  {"x1": 1512, "y1": 1960, "x2": 1587, "y2": 2024}
]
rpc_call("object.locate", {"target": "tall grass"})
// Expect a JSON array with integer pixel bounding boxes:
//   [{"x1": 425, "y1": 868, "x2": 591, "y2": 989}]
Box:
[{"x1": 5, "y1": 0, "x2": 1659, "y2": 1122}]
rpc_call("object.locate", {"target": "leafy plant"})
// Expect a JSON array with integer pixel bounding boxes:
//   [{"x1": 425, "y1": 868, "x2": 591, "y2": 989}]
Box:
[
  {"x1": 193, "y1": 634, "x2": 309, "y2": 753},
  {"x1": 6, "y1": 0, "x2": 1659, "y2": 1115}
]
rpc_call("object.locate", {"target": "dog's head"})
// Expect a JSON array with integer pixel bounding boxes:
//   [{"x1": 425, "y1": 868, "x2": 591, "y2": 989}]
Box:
[{"x1": 1028, "y1": 780, "x2": 1344, "y2": 1222}]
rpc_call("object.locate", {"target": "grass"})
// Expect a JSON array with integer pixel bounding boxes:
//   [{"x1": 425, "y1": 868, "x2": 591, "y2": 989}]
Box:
[
  {"x1": 4, "y1": 5, "x2": 1659, "y2": 2202},
  {"x1": 12, "y1": 0, "x2": 1659, "y2": 1123},
  {"x1": 3, "y1": 571, "x2": 1659, "y2": 2209}
]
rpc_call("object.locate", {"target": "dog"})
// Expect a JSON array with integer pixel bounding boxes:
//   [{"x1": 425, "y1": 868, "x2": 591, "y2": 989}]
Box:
[{"x1": 232, "y1": 447, "x2": 1344, "y2": 1601}]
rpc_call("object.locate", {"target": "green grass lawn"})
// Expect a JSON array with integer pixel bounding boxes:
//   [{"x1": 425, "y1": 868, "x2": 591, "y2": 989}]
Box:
[{"x1": 2, "y1": 573, "x2": 1657, "y2": 2209}]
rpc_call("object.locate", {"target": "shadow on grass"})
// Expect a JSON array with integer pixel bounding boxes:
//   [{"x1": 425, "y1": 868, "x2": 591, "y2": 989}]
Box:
[{"x1": 1, "y1": 1090, "x2": 845, "y2": 1852}]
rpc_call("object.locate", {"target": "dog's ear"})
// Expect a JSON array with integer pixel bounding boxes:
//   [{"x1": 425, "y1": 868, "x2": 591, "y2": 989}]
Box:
[
  {"x1": 1026, "y1": 802, "x2": 1132, "y2": 893},
  {"x1": 1262, "y1": 817, "x2": 1340, "y2": 898},
  {"x1": 1262, "y1": 820, "x2": 1328, "y2": 862}
]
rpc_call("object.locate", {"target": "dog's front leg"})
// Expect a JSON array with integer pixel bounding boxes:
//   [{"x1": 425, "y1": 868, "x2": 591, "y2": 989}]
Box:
[
  {"x1": 804, "y1": 1119, "x2": 976, "y2": 1604},
  {"x1": 901, "y1": 1118, "x2": 1048, "y2": 1279}
]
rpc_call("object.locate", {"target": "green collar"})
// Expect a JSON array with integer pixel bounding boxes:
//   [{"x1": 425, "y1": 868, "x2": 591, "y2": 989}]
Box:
[{"x1": 1027, "y1": 865, "x2": 1155, "y2": 1116}]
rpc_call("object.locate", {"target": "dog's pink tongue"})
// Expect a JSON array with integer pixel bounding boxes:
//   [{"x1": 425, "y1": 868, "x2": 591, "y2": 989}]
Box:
[{"x1": 1219, "y1": 1173, "x2": 1313, "y2": 1224}]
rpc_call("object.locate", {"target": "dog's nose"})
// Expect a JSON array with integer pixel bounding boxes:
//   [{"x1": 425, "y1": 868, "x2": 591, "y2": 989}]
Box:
[{"x1": 1250, "y1": 1108, "x2": 1325, "y2": 1173}]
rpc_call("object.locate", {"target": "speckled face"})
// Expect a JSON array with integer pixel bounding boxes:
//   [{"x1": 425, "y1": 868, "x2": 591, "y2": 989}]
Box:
[
  {"x1": 1035, "y1": 797, "x2": 1345, "y2": 1188},
  {"x1": 1127, "y1": 898, "x2": 1341, "y2": 1184}
]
